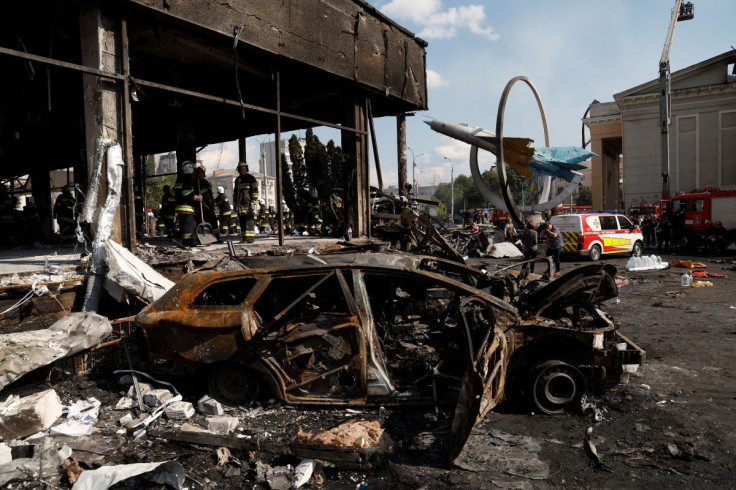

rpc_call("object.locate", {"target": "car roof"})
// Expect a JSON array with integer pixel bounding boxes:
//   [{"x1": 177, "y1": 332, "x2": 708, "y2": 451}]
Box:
[{"x1": 158, "y1": 252, "x2": 519, "y2": 317}]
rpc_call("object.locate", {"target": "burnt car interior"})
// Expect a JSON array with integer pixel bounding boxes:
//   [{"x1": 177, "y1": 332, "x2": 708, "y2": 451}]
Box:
[
  {"x1": 363, "y1": 273, "x2": 467, "y2": 403},
  {"x1": 251, "y1": 270, "x2": 363, "y2": 401}
]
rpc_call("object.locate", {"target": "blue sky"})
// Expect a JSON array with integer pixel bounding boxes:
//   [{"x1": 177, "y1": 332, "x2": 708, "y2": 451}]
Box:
[{"x1": 199, "y1": 0, "x2": 735, "y2": 189}]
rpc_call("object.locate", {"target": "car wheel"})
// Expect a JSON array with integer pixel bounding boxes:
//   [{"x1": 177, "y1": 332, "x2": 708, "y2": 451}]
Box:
[
  {"x1": 208, "y1": 364, "x2": 259, "y2": 405},
  {"x1": 530, "y1": 360, "x2": 585, "y2": 414},
  {"x1": 632, "y1": 241, "x2": 643, "y2": 257},
  {"x1": 589, "y1": 244, "x2": 602, "y2": 261}
]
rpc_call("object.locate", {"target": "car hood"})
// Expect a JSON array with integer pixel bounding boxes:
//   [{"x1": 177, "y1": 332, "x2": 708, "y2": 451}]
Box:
[{"x1": 516, "y1": 264, "x2": 618, "y2": 318}]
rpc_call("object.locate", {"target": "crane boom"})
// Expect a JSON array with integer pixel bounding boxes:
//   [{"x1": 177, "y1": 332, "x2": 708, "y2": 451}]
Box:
[{"x1": 660, "y1": 1, "x2": 694, "y2": 208}]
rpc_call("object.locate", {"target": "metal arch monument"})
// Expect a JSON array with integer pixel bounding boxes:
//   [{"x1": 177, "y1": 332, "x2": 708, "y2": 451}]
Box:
[{"x1": 428, "y1": 76, "x2": 594, "y2": 227}]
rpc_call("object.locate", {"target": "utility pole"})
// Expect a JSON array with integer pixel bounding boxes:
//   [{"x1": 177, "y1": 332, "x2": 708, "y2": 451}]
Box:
[
  {"x1": 444, "y1": 157, "x2": 460, "y2": 225},
  {"x1": 407, "y1": 148, "x2": 424, "y2": 198}
]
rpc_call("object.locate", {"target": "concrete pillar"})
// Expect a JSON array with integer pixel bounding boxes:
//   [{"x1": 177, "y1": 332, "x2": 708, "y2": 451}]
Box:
[
  {"x1": 30, "y1": 167, "x2": 52, "y2": 240},
  {"x1": 397, "y1": 115, "x2": 408, "y2": 197},
  {"x1": 238, "y1": 137, "x2": 246, "y2": 163},
  {"x1": 342, "y1": 98, "x2": 369, "y2": 236},
  {"x1": 175, "y1": 112, "x2": 197, "y2": 170},
  {"x1": 79, "y1": 6, "x2": 126, "y2": 243}
]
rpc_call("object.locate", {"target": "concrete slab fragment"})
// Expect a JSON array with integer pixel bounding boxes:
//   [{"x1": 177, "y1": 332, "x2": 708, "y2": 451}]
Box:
[
  {"x1": 164, "y1": 401, "x2": 195, "y2": 420},
  {"x1": 197, "y1": 395, "x2": 223, "y2": 416},
  {"x1": 104, "y1": 239, "x2": 174, "y2": 303},
  {"x1": 0, "y1": 389, "x2": 63, "y2": 440},
  {"x1": 0, "y1": 312, "x2": 112, "y2": 390},
  {"x1": 205, "y1": 416, "x2": 239, "y2": 435}
]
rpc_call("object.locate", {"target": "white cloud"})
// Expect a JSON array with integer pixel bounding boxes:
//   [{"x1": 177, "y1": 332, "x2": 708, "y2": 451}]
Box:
[
  {"x1": 434, "y1": 138, "x2": 495, "y2": 167},
  {"x1": 380, "y1": 1, "x2": 499, "y2": 41},
  {"x1": 426, "y1": 69, "x2": 449, "y2": 88}
]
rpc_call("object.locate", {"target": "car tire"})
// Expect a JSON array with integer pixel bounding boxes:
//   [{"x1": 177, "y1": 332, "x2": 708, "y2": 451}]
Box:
[
  {"x1": 208, "y1": 363, "x2": 259, "y2": 405},
  {"x1": 529, "y1": 359, "x2": 585, "y2": 414},
  {"x1": 632, "y1": 241, "x2": 643, "y2": 257},
  {"x1": 589, "y1": 244, "x2": 602, "y2": 261}
]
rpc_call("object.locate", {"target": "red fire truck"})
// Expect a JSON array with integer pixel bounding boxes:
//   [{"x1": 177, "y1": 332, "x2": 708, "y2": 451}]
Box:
[
  {"x1": 670, "y1": 187, "x2": 736, "y2": 250},
  {"x1": 627, "y1": 204, "x2": 661, "y2": 222}
]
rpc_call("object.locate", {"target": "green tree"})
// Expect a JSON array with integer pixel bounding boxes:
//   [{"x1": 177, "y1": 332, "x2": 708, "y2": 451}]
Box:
[
  {"x1": 576, "y1": 185, "x2": 593, "y2": 206},
  {"x1": 304, "y1": 128, "x2": 330, "y2": 199},
  {"x1": 326, "y1": 140, "x2": 344, "y2": 190},
  {"x1": 289, "y1": 135, "x2": 308, "y2": 192},
  {"x1": 505, "y1": 167, "x2": 536, "y2": 206},
  {"x1": 144, "y1": 157, "x2": 176, "y2": 217}
]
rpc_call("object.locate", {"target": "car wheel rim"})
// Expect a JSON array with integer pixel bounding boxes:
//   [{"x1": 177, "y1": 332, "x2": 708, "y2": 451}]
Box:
[{"x1": 532, "y1": 361, "x2": 584, "y2": 414}]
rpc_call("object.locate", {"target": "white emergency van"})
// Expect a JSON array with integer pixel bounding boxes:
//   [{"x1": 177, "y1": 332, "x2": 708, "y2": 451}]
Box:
[{"x1": 549, "y1": 213, "x2": 644, "y2": 261}]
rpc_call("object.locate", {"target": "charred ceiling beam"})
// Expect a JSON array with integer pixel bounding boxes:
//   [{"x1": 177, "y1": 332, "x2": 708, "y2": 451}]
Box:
[{"x1": 125, "y1": 0, "x2": 428, "y2": 111}]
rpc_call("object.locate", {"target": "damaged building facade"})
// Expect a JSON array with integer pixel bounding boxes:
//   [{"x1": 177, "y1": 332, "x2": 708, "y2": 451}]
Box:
[{"x1": 0, "y1": 0, "x2": 428, "y2": 247}]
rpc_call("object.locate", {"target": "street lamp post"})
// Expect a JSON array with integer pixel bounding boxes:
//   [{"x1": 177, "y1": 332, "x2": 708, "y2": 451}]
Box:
[
  {"x1": 262, "y1": 151, "x2": 268, "y2": 207},
  {"x1": 407, "y1": 148, "x2": 424, "y2": 197},
  {"x1": 444, "y1": 157, "x2": 461, "y2": 225}
]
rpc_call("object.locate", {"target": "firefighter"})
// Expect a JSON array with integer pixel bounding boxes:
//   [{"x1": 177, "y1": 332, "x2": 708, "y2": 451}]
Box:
[
  {"x1": 214, "y1": 186, "x2": 236, "y2": 236},
  {"x1": 53, "y1": 185, "x2": 77, "y2": 242},
  {"x1": 194, "y1": 165, "x2": 217, "y2": 231},
  {"x1": 233, "y1": 161, "x2": 259, "y2": 243},
  {"x1": 158, "y1": 185, "x2": 176, "y2": 237},
  {"x1": 174, "y1": 162, "x2": 197, "y2": 246},
  {"x1": 282, "y1": 201, "x2": 293, "y2": 235},
  {"x1": 257, "y1": 199, "x2": 269, "y2": 234},
  {"x1": 295, "y1": 190, "x2": 310, "y2": 235},
  {"x1": 267, "y1": 204, "x2": 276, "y2": 232},
  {"x1": 307, "y1": 198, "x2": 323, "y2": 236}
]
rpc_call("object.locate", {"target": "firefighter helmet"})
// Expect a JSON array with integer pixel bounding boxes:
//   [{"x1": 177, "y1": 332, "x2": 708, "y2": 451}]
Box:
[
  {"x1": 217, "y1": 186, "x2": 225, "y2": 194},
  {"x1": 182, "y1": 161, "x2": 195, "y2": 174},
  {"x1": 237, "y1": 161, "x2": 248, "y2": 169}
]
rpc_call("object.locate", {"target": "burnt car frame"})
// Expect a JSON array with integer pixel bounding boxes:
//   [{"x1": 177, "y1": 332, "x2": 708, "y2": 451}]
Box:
[{"x1": 135, "y1": 253, "x2": 643, "y2": 455}]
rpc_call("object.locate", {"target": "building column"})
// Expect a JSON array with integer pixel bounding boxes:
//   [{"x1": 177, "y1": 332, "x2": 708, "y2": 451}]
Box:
[
  {"x1": 342, "y1": 98, "x2": 369, "y2": 236},
  {"x1": 80, "y1": 6, "x2": 131, "y2": 245},
  {"x1": 397, "y1": 114, "x2": 408, "y2": 197}
]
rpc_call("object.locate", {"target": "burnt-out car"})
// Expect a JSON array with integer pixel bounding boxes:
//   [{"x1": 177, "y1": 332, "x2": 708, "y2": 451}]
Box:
[{"x1": 134, "y1": 253, "x2": 643, "y2": 454}]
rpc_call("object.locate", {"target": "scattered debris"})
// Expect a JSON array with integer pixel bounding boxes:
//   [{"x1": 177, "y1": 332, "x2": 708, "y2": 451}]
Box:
[
  {"x1": 691, "y1": 271, "x2": 727, "y2": 278},
  {"x1": 205, "y1": 416, "x2": 239, "y2": 435},
  {"x1": 71, "y1": 461, "x2": 186, "y2": 490},
  {"x1": 0, "y1": 312, "x2": 112, "y2": 389},
  {"x1": 671, "y1": 260, "x2": 707, "y2": 269},
  {"x1": 453, "y1": 429, "x2": 549, "y2": 480},
  {"x1": 197, "y1": 394, "x2": 224, "y2": 415},
  {"x1": 0, "y1": 389, "x2": 63, "y2": 440},
  {"x1": 294, "y1": 420, "x2": 393, "y2": 455},
  {"x1": 164, "y1": 401, "x2": 195, "y2": 420},
  {"x1": 103, "y1": 239, "x2": 174, "y2": 304},
  {"x1": 293, "y1": 458, "x2": 317, "y2": 488},
  {"x1": 626, "y1": 255, "x2": 669, "y2": 271}
]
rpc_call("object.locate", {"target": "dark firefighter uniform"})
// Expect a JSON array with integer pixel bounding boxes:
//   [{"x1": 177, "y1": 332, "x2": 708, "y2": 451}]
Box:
[
  {"x1": 174, "y1": 163, "x2": 197, "y2": 246},
  {"x1": 257, "y1": 202, "x2": 268, "y2": 232},
  {"x1": 308, "y1": 201, "x2": 323, "y2": 235},
  {"x1": 158, "y1": 186, "x2": 176, "y2": 236},
  {"x1": 53, "y1": 186, "x2": 77, "y2": 241},
  {"x1": 214, "y1": 189, "x2": 236, "y2": 235},
  {"x1": 195, "y1": 168, "x2": 218, "y2": 231},
  {"x1": 233, "y1": 162, "x2": 259, "y2": 243}
]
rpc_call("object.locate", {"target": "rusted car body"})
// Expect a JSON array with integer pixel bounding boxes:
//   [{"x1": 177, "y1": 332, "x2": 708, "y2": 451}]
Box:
[{"x1": 135, "y1": 252, "x2": 644, "y2": 456}]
